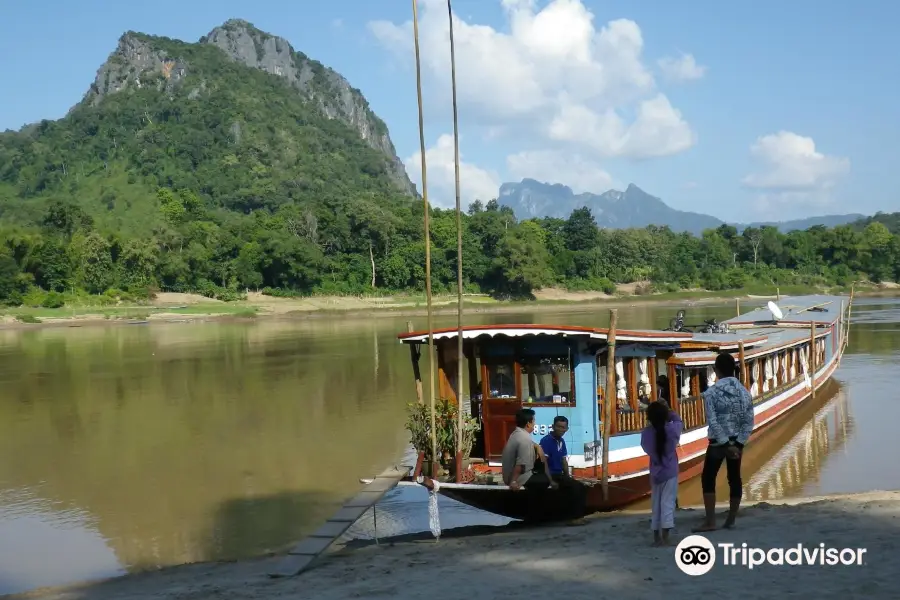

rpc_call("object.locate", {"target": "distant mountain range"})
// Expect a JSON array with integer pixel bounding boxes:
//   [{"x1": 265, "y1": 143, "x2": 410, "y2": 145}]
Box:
[{"x1": 497, "y1": 179, "x2": 863, "y2": 235}]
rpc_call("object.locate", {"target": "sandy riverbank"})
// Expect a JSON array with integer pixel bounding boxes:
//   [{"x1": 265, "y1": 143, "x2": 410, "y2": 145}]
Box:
[
  {"x1": 11, "y1": 490, "x2": 897, "y2": 599},
  {"x1": 0, "y1": 285, "x2": 881, "y2": 331},
  {"x1": 0, "y1": 290, "x2": 730, "y2": 331}
]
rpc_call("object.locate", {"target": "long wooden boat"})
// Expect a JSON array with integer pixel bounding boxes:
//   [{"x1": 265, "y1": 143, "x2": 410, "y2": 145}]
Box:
[{"x1": 397, "y1": 294, "x2": 852, "y2": 521}]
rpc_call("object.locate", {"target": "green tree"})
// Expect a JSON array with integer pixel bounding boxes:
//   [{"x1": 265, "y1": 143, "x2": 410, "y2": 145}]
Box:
[{"x1": 70, "y1": 231, "x2": 115, "y2": 294}]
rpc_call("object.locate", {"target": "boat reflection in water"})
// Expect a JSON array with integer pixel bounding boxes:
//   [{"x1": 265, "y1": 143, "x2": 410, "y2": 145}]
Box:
[{"x1": 743, "y1": 380, "x2": 853, "y2": 501}]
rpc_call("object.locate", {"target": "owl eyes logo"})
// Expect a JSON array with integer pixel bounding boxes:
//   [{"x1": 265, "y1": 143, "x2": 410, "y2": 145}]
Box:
[
  {"x1": 680, "y1": 545, "x2": 712, "y2": 565},
  {"x1": 675, "y1": 535, "x2": 717, "y2": 576}
]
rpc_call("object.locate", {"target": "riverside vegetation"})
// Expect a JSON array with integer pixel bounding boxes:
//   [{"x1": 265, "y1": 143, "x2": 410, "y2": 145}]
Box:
[{"x1": 1, "y1": 21, "x2": 899, "y2": 311}]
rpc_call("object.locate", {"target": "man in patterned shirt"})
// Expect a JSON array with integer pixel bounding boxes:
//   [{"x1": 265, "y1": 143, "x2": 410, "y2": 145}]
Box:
[{"x1": 693, "y1": 351, "x2": 754, "y2": 532}]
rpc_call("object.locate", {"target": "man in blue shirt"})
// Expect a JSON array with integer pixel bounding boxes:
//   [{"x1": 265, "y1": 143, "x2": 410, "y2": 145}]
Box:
[
  {"x1": 539, "y1": 416, "x2": 587, "y2": 522},
  {"x1": 539, "y1": 416, "x2": 571, "y2": 478}
]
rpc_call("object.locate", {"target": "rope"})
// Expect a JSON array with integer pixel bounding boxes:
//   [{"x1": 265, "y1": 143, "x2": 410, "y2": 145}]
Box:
[{"x1": 373, "y1": 504, "x2": 379, "y2": 545}]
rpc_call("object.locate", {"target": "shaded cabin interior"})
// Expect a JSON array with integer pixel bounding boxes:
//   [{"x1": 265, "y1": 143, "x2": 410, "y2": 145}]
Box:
[
  {"x1": 425, "y1": 327, "x2": 599, "y2": 463},
  {"x1": 398, "y1": 296, "x2": 848, "y2": 468}
]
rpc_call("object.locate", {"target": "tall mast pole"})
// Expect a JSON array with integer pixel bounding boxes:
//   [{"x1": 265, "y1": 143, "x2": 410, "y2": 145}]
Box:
[
  {"x1": 412, "y1": 0, "x2": 438, "y2": 476},
  {"x1": 446, "y1": 0, "x2": 466, "y2": 482}
]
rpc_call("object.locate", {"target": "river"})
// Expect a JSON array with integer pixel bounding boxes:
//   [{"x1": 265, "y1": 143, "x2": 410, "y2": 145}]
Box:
[{"x1": 0, "y1": 298, "x2": 894, "y2": 595}]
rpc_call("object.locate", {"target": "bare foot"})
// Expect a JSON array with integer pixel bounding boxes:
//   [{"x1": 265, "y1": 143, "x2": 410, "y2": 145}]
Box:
[
  {"x1": 691, "y1": 523, "x2": 717, "y2": 533},
  {"x1": 652, "y1": 540, "x2": 663, "y2": 547},
  {"x1": 722, "y1": 517, "x2": 735, "y2": 529}
]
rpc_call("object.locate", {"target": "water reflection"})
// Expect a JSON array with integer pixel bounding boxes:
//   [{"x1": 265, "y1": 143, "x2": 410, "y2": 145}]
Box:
[
  {"x1": 744, "y1": 385, "x2": 852, "y2": 501},
  {"x1": 0, "y1": 321, "x2": 413, "y2": 594}
]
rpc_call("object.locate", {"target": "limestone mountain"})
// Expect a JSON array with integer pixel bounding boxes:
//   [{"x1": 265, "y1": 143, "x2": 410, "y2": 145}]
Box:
[
  {"x1": 498, "y1": 179, "x2": 863, "y2": 235},
  {"x1": 498, "y1": 179, "x2": 722, "y2": 234},
  {"x1": 80, "y1": 18, "x2": 415, "y2": 195},
  {"x1": 0, "y1": 18, "x2": 417, "y2": 240}
]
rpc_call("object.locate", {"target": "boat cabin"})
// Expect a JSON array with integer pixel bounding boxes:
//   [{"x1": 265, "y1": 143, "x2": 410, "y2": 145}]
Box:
[{"x1": 397, "y1": 296, "x2": 848, "y2": 471}]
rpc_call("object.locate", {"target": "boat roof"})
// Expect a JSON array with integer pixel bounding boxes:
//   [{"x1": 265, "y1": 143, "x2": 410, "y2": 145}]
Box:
[
  {"x1": 671, "y1": 324, "x2": 832, "y2": 365},
  {"x1": 398, "y1": 325, "x2": 768, "y2": 349},
  {"x1": 397, "y1": 294, "x2": 848, "y2": 353},
  {"x1": 396, "y1": 324, "x2": 692, "y2": 344},
  {"x1": 724, "y1": 294, "x2": 845, "y2": 327}
]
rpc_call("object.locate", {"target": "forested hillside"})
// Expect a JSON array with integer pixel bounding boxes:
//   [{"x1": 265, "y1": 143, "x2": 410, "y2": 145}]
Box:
[
  {"x1": 855, "y1": 212, "x2": 900, "y2": 235},
  {"x1": 0, "y1": 21, "x2": 897, "y2": 308}
]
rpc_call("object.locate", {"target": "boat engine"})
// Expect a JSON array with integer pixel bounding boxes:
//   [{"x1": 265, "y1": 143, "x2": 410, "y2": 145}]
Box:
[
  {"x1": 667, "y1": 310, "x2": 686, "y2": 332},
  {"x1": 699, "y1": 318, "x2": 730, "y2": 334},
  {"x1": 665, "y1": 310, "x2": 730, "y2": 334}
]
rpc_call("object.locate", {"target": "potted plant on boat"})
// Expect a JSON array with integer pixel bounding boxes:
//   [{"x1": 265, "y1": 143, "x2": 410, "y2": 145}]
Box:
[{"x1": 405, "y1": 398, "x2": 480, "y2": 479}]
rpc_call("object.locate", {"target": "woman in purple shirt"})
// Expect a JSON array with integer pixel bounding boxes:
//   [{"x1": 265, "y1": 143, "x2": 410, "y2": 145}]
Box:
[{"x1": 640, "y1": 401, "x2": 684, "y2": 546}]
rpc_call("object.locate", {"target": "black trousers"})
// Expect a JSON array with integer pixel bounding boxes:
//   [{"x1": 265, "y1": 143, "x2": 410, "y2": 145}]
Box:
[
  {"x1": 552, "y1": 473, "x2": 588, "y2": 518},
  {"x1": 700, "y1": 443, "x2": 743, "y2": 498},
  {"x1": 523, "y1": 462, "x2": 586, "y2": 519},
  {"x1": 524, "y1": 470, "x2": 551, "y2": 489},
  {"x1": 523, "y1": 458, "x2": 551, "y2": 489}
]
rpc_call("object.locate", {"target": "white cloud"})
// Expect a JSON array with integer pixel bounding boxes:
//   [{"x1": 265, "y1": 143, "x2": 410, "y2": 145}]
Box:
[
  {"x1": 742, "y1": 131, "x2": 850, "y2": 218},
  {"x1": 405, "y1": 134, "x2": 500, "y2": 208},
  {"x1": 506, "y1": 150, "x2": 614, "y2": 194},
  {"x1": 369, "y1": 0, "x2": 698, "y2": 191},
  {"x1": 742, "y1": 131, "x2": 850, "y2": 192},
  {"x1": 657, "y1": 53, "x2": 706, "y2": 82},
  {"x1": 547, "y1": 93, "x2": 694, "y2": 158}
]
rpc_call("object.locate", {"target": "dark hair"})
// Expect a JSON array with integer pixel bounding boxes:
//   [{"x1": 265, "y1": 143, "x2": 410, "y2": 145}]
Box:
[
  {"x1": 714, "y1": 352, "x2": 736, "y2": 378},
  {"x1": 515, "y1": 408, "x2": 536, "y2": 428},
  {"x1": 646, "y1": 401, "x2": 670, "y2": 461},
  {"x1": 553, "y1": 416, "x2": 568, "y2": 425},
  {"x1": 656, "y1": 374, "x2": 670, "y2": 400}
]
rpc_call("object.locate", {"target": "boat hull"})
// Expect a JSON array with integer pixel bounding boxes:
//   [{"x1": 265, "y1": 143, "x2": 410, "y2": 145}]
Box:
[{"x1": 427, "y1": 355, "x2": 840, "y2": 521}]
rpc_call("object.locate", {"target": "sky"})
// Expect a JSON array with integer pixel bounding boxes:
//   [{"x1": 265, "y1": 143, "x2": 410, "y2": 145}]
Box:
[{"x1": 1, "y1": 0, "x2": 897, "y2": 222}]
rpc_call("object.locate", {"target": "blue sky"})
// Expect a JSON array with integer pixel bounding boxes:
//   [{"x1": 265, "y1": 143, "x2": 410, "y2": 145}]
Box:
[{"x1": 1, "y1": 0, "x2": 896, "y2": 222}]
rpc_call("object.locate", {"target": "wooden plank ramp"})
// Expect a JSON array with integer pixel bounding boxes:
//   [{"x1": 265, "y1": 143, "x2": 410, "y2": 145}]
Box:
[{"x1": 267, "y1": 465, "x2": 411, "y2": 578}]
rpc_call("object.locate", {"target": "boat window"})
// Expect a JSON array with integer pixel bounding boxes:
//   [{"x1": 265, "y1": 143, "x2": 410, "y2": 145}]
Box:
[
  {"x1": 656, "y1": 358, "x2": 667, "y2": 393},
  {"x1": 748, "y1": 359, "x2": 759, "y2": 398},
  {"x1": 485, "y1": 361, "x2": 517, "y2": 399},
  {"x1": 676, "y1": 367, "x2": 693, "y2": 399},
  {"x1": 471, "y1": 355, "x2": 482, "y2": 400},
  {"x1": 520, "y1": 355, "x2": 574, "y2": 404},
  {"x1": 442, "y1": 346, "x2": 461, "y2": 401},
  {"x1": 597, "y1": 363, "x2": 608, "y2": 400}
]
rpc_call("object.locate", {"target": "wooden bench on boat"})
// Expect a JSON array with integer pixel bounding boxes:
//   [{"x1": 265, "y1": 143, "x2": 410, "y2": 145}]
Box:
[{"x1": 397, "y1": 294, "x2": 853, "y2": 521}]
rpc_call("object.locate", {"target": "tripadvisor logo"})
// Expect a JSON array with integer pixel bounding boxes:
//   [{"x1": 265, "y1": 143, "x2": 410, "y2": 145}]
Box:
[
  {"x1": 675, "y1": 535, "x2": 717, "y2": 576},
  {"x1": 675, "y1": 535, "x2": 867, "y2": 575}
]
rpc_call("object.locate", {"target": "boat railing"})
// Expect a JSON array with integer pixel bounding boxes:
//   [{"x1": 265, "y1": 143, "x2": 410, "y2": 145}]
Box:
[
  {"x1": 753, "y1": 379, "x2": 793, "y2": 406},
  {"x1": 615, "y1": 408, "x2": 647, "y2": 433},
  {"x1": 613, "y1": 360, "x2": 816, "y2": 435},
  {"x1": 678, "y1": 395, "x2": 707, "y2": 430},
  {"x1": 613, "y1": 395, "x2": 707, "y2": 433}
]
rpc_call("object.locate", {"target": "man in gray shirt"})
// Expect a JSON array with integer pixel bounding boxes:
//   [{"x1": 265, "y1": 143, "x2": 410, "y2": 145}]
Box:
[{"x1": 501, "y1": 408, "x2": 555, "y2": 491}]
